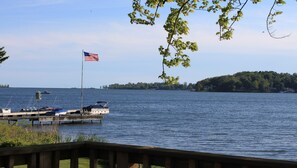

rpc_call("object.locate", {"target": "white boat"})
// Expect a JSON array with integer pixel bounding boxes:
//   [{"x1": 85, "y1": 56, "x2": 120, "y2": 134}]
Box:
[
  {"x1": 0, "y1": 108, "x2": 11, "y2": 114},
  {"x1": 82, "y1": 101, "x2": 109, "y2": 115},
  {"x1": 46, "y1": 108, "x2": 67, "y2": 116}
]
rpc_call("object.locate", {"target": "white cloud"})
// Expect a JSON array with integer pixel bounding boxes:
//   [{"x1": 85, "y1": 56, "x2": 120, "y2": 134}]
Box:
[{"x1": 1, "y1": 22, "x2": 166, "y2": 62}]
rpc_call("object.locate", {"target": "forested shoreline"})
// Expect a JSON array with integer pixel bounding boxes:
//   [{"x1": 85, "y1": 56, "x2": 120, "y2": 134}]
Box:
[
  {"x1": 108, "y1": 71, "x2": 297, "y2": 93},
  {"x1": 0, "y1": 84, "x2": 9, "y2": 88},
  {"x1": 108, "y1": 82, "x2": 195, "y2": 90}
]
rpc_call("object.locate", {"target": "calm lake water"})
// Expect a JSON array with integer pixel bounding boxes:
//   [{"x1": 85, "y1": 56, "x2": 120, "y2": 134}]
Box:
[{"x1": 1, "y1": 88, "x2": 297, "y2": 161}]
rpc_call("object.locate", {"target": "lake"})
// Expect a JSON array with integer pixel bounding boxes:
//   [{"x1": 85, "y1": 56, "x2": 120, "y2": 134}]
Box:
[{"x1": 1, "y1": 88, "x2": 297, "y2": 161}]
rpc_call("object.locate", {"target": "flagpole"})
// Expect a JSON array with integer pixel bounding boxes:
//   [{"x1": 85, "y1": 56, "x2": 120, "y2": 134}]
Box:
[{"x1": 80, "y1": 49, "x2": 84, "y2": 113}]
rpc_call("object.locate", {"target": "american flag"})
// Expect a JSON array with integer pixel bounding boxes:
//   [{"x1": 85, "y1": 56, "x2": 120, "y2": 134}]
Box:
[{"x1": 84, "y1": 51, "x2": 99, "y2": 61}]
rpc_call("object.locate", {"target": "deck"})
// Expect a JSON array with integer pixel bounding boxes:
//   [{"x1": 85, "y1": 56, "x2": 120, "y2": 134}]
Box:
[{"x1": 0, "y1": 142, "x2": 297, "y2": 168}]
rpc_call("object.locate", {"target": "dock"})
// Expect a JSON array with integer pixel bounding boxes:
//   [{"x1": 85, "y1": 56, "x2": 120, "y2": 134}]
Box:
[{"x1": 0, "y1": 110, "x2": 104, "y2": 125}]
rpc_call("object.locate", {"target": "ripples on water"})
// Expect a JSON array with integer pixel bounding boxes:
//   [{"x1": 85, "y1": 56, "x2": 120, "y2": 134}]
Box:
[{"x1": 1, "y1": 88, "x2": 297, "y2": 161}]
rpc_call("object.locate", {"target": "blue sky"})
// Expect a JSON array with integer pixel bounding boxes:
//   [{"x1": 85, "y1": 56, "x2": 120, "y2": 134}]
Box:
[{"x1": 0, "y1": 0, "x2": 296, "y2": 88}]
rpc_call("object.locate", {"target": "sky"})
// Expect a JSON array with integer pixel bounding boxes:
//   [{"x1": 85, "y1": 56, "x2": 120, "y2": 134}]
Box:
[{"x1": 0, "y1": 0, "x2": 296, "y2": 88}]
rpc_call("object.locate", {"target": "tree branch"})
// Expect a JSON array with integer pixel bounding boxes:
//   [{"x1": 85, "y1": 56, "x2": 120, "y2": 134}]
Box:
[
  {"x1": 228, "y1": 0, "x2": 248, "y2": 31},
  {"x1": 266, "y1": 0, "x2": 290, "y2": 39},
  {"x1": 163, "y1": 0, "x2": 191, "y2": 74}
]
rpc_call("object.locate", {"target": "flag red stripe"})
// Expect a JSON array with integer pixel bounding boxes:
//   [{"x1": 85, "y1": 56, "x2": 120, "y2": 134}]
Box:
[{"x1": 84, "y1": 52, "x2": 99, "y2": 61}]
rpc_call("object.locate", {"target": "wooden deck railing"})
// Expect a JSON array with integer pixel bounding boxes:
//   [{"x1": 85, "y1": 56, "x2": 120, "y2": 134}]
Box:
[{"x1": 0, "y1": 142, "x2": 297, "y2": 168}]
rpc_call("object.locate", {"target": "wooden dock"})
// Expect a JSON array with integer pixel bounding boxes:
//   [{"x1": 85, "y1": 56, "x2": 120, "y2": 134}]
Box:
[{"x1": 0, "y1": 110, "x2": 103, "y2": 125}]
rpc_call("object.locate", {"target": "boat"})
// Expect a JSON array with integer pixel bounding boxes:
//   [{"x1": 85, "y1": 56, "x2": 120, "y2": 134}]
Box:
[
  {"x1": 0, "y1": 108, "x2": 11, "y2": 114},
  {"x1": 41, "y1": 90, "x2": 50, "y2": 94},
  {"x1": 46, "y1": 108, "x2": 67, "y2": 116},
  {"x1": 20, "y1": 106, "x2": 55, "y2": 112},
  {"x1": 82, "y1": 101, "x2": 109, "y2": 115}
]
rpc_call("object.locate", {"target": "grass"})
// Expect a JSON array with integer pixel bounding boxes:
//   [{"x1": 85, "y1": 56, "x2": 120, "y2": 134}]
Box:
[
  {"x1": 13, "y1": 158, "x2": 90, "y2": 168},
  {"x1": 60, "y1": 158, "x2": 89, "y2": 168},
  {"x1": 61, "y1": 133, "x2": 108, "y2": 143},
  {"x1": 11, "y1": 158, "x2": 112, "y2": 168},
  {"x1": 0, "y1": 123, "x2": 108, "y2": 167},
  {"x1": 0, "y1": 123, "x2": 107, "y2": 147},
  {"x1": 13, "y1": 160, "x2": 163, "y2": 168}
]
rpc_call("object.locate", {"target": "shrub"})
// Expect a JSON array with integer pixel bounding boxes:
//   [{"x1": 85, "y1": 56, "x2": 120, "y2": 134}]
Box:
[
  {"x1": 0, "y1": 123, "x2": 59, "y2": 147},
  {"x1": 0, "y1": 123, "x2": 107, "y2": 147}
]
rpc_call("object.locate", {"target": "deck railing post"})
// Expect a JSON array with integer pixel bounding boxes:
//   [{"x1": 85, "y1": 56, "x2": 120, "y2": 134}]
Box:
[
  {"x1": 39, "y1": 152, "x2": 52, "y2": 168},
  {"x1": 89, "y1": 149, "x2": 97, "y2": 168},
  {"x1": 143, "y1": 155, "x2": 150, "y2": 168},
  {"x1": 52, "y1": 151, "x2": 60, "y2": 168},
  {"x1": 6, "y1": 155, "x2": 14, "y2": 168},
  {"x1": 116, "y1": 152, "x2": 129, "y2": 168},
  {"x1": 188, "y1": 159, "x2": 196, "y2": 168},
  {"x1": 165, "y1": 157, "x2": 172, "y2": 168},
  {"x1": 27, "y1": 153, "x2": 37, "y2": 168},
  {"x1": 70, "y1": 149, "x2": 79, "y2": 168},
  {"x1": 214, "y1": 162, "x2": 221, "y2": 168},
  {"x1": 109, "y1": 151, "x2": 115, "y2": 168}
]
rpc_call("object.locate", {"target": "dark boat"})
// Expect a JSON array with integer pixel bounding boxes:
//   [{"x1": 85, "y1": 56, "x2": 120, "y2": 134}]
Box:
[{"x1": 41, "y1": 90, "x2": 51, "y2": 94}]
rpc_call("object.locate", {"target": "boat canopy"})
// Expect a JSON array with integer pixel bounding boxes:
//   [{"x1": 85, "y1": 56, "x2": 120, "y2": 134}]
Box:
[
  {"x1": 83, "y1": 101, "x2": 108, "y2": 110},
  {"x1": 96, "y1": 101, "x2": 108, "y2": 104}
]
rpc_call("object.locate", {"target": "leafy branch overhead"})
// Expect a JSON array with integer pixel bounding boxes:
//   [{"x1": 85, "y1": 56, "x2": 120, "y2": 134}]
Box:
[
  {"x1": 0, "y1": 47, "x2": 9, "y2": 64},
  {"x1": 129, "y1": 0, "x2": 291, "y2": 84}
]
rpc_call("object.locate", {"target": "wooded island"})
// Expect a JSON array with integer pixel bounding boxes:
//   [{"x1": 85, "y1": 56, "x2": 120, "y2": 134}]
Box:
[{"x1": 196, "y1": 71, "x2": 297, "y2": 93}]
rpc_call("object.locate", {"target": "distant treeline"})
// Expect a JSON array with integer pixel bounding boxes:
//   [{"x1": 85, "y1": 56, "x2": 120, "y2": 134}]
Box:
[
  {"x1": 108, "y1": 82, "x2": 195, "y2": 90},
  {"x1": 195, "y1": 71, "x2": 297, "y2": 93},
  {"x1": 0, "y1": 84, "x2": 9, "y2": 88}
]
